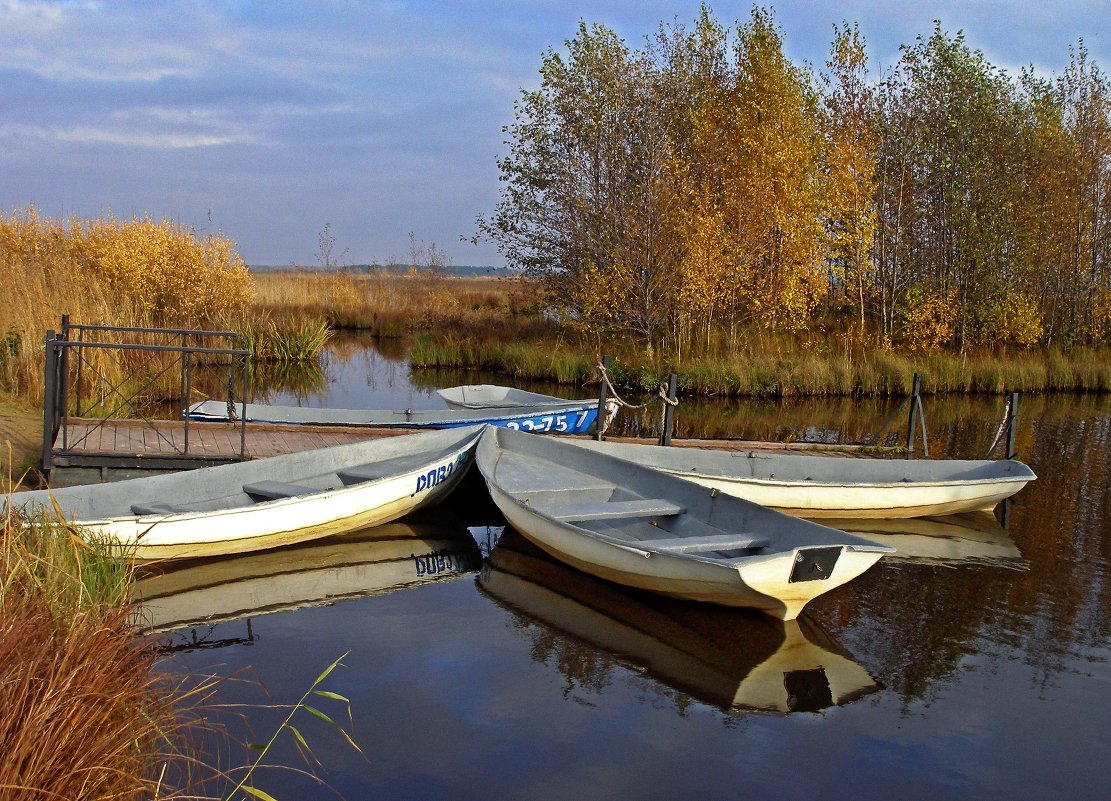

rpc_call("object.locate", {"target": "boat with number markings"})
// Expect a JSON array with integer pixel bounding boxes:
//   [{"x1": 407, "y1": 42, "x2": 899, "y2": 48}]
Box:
[
  {"x1": 186, "y1": 397, "x2": 607, "y2": 435},
  {"x1": 5, "y1": 426, "x2": 483, "y2": 561},
  {"x1": 476, "y1": 426, "x2": 893, "y2": 620},
  {"x1": 565, "y1": 439, "x2": 1036, "y2": 518}
]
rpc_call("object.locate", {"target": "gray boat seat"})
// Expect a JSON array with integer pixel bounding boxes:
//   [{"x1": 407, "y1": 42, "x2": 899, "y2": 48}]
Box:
[
  {"x1": 541, "y1": 498, "x2": 684, "y2": 522},
  {"x1": 130, "y1": 502, "x2": 190, "y2": 515},
  {"x1": 641, "y1": 533, "x2": 769, "y2": 554},
  {"x1": 337, "y1": 452, "x2": 442, "y2": 485},
  {"x1": 242, "y1": 480, "x2": 320, "y2": 501}
]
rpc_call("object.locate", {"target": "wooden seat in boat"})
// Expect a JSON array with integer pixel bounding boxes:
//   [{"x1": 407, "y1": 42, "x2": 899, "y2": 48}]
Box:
[
  {"x1": 540, "y1": 498, "x2": 684, "y2": 522},
  {"x1": 242, "y1": 481, "x2": 320, "y2": 501}
]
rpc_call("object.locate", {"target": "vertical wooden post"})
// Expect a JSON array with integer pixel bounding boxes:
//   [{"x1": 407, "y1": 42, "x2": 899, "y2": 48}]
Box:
[
  {"x1": 906, "y1": 372, "x2": 921, "y2": 459},
  {"x1": 1006, "y1": 392, "x2": 1019, "y2": 459},
  {"x1": 661, "y1": 372, "x2": 678, "y2": 446},
  {"x1": 41, "y1": 331, "x2": 57, "y2": 475},
  {"x1": 595, "y1": 354, "x2": 610, "y2": 441}
]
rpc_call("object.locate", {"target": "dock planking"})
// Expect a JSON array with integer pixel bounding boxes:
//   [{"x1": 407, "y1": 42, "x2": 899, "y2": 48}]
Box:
[
  {"x1": 57, "y1": 417, "x2": 878, "y2": 465},
  {"x1": 57, "y1": 417, "x2": 403, "y2": 462}
]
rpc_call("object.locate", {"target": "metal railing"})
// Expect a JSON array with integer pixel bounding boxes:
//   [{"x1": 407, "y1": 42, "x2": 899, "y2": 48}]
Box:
[{"x1": 41, "y1": 317, "x2": 250, "y2": 473}]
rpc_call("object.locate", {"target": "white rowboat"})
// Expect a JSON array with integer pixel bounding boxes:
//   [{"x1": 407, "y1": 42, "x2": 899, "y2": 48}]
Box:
[
  {"x1": 6, "y1": 426, "x2": 483, "y2": 561},
  {"x1": 565, "y1": 439, "x2": 1036, "y2": 518},
  {"x1": 437, "y1": 384, "x2": 597, "y2": 411},
  {"x1": 477, "y1": 427, "x2": 893, "y2": 620}
]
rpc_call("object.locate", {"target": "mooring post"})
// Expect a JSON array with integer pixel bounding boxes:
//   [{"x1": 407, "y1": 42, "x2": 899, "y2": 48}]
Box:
[
  {"x1": 906, "y1": 372, "x2": 921, "y2": 459},
  {"x1": 595, "y1": 354, "x2": 611, "y2": 441},
  {"x1": 661, "y1": 372, "x2": 678, "y2": 447},
  {"x1": 1006, "y1": 392, "x2": 1019, "y2": 459},
  {"x1": 40, "y1": 331, "x2": 57, "y2": 475}
]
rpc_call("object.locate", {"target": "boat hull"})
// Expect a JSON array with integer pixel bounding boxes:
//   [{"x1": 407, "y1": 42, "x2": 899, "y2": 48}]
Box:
[
  {"x1": 669, "y1": 472, "x2": 1026, "y2": 518},
  {"x1": 492, "y1": 488, "x2": 882, "y2": 620},
  {"x1": 9, "y1": 427, "x2": 483, "y2": 561},
  {"x1": 478, "y1": 429, "x2": 890, "y2": 621},
  {"x1": 187, "y1": 399, "x2": 603, "y2": 435},
  {"x1": 566, "y1": 440, "x2": 1035, "y2": 518}
]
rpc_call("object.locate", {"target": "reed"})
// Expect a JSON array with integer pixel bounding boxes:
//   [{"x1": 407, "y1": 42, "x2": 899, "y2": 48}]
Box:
[
  {"x1": 249, "y1": 269, "x2": 549, "y2": 339},
  {"x1": 0, "y1": 492, "x2": 206, "y2": 800},
  {"x1": 0, "y1": 206, "x2": 251, "y2": 408},
  {"x1": 411, "y1": 332, "x2": 1110, "y2": 397}
]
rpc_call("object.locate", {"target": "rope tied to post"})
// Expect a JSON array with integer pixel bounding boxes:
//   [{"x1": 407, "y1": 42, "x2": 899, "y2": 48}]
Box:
[
  {"x1": 594, "y1": 361, "x2": 651, "y2": 410},
  {"x1": 593, "y1": 361, "x2": 680, "y2": 440}
]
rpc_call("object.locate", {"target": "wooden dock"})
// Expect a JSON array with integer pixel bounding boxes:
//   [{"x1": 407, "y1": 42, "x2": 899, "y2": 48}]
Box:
[
  {"x1": 53, "y1": 417, "x2": 402, "y2": 466},
  {"x1": 53, "y1": 417, "x2": 878, "y2": 468}
]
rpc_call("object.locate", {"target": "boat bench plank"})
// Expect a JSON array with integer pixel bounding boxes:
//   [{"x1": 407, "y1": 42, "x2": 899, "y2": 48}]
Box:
[
  {"x1": 337, "y1": 451, "x2": 442, "y2": 485},
  {"x1": 541, "y1": 498, "x2": 684, "y2": 522},
  {"x1": 131, "y1": 502, "x2": 191, "y2": 515},
  {"x1": 642, "y1": 533, "x2": 769, "y2": 553},
  {"x1": 242, "y1": 480, "x2": 320, "y2": 501}
]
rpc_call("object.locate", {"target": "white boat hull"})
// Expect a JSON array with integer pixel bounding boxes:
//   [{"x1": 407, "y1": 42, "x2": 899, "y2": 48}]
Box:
[
  {"x1": 670, "y1": 471, "x2": 1024, "y2": 518},
  {"x1": 566, "y1": 439, "x2": 1035, "y2": 518},
  {"x1": 478, "y1": 429, "x2": 890, "y2": 621},
  {"x1": 9, "y1": 427, "x2": 483, "y2": 561}
]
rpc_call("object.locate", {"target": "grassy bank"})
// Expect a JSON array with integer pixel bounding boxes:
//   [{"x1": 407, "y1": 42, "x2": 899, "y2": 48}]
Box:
[
  {"x1": 411, "y1": 334, "x2": 1111, "y2": 396},
  {"x1": 0, "y1": 505, "x2": 201, "y2": 799},
  {"x1": 251, "y1": 269, "x2": 1110, "y2": 396}
]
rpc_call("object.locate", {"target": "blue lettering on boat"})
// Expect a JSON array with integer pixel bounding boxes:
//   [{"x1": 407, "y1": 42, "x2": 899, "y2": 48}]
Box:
[{"x1": 415, "y1": 456, "x2": 460, "y2": 494}]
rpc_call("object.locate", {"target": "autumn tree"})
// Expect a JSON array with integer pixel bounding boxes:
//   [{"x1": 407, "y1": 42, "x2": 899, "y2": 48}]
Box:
[
  {"x1": 478, "y1": 22, "x2": 677, "y2": 354},
  {"x1": 822, "y1": 22, "x2": 877, "y2": 340}
]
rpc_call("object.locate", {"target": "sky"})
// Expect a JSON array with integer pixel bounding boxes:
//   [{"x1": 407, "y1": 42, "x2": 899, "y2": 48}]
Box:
[{"x1": 1, "y1": 0, "x2": 1107, "y2": 267}]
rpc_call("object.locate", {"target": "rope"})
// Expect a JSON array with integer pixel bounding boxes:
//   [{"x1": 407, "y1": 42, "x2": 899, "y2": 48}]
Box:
[
  {"x1": 225, "y1": 364, "x2": 238, "y2": 422},
  {"x1": 595, "y1": 362, "x2": 650, "y2": 410},
  {"x1": 594, "y1": 362, "x2": 680, "y2": 439}
]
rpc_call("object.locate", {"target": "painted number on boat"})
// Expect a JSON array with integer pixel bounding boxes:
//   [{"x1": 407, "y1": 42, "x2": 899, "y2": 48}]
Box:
[
  {"x1": 505, "y1": 410, "x2": 590, "y2": 433},
  {"x1": 414, "y1": 550, "x2": 470, "y2": 577},
  {"x1": 414, "y1": 453, "x2": 466, "y2": 494}
]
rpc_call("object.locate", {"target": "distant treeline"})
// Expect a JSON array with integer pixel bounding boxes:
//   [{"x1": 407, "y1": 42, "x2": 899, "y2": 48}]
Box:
[
  {"x1": 479, "y1": 5, "x2": 1110, "y2": 358},
  {"x1": 249, "y1": 263, "x2": 517, "y2": 278}
]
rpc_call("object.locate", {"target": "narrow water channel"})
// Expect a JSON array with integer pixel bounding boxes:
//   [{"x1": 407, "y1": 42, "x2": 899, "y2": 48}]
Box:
[{"x1": 149, "y1": 337, "x2": 1110, "y2": 801}]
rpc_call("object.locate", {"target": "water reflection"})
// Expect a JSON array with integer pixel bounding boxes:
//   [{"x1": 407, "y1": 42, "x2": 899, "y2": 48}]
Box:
[
  {"x1": 479, "y1": 529, "x2": 880, "y2": 714},
  {"x1": 133, "y1": 509, "x2": 481, "y2": 641},
  {"x1": 819, "y1": 512, "x2": 1026, "y2": 569}
]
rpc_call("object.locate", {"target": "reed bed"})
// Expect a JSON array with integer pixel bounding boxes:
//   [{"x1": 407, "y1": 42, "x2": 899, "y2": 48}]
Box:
[
  {"x1": 0, "y1": 206, "x2": 251, "y2": 407},
  {"x1": 250, "y1": 269, "x2": 547, "y2": 339},
  {"x1": 0, "y1": 495, "x2": 207, "y2": 800},
  {"x1": 412, "y1": 333, "x2": 1110, "y2": 397}
]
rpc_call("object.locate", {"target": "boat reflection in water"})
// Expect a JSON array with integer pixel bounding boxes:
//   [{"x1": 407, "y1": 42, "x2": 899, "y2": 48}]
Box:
[
  {"x1": 132, "y1": 509, "x2": 482, "y2": 639},
  {"x1": 478, "y1": 529, "x2": 880, "y2": 714},
  {"x1": 818, "y1": 511, "x2": 1026, "y2": 569}
]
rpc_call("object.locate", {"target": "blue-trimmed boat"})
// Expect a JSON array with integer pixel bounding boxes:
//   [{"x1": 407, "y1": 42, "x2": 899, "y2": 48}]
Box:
[{"x1": 186, "y1": 398, "x2": 607, "y2": 434}]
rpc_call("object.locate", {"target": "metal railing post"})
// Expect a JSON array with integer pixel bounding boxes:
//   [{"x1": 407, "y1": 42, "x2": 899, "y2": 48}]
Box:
[
  {"x1": 661, "y1": 372, "x2": 677, "y2": 446},
  {"x1": 41, "y1": 331, "x2": 58, "y2": 474},
  {"x1": 183, "y1": 350, "x2": 193, "y2": 456}
]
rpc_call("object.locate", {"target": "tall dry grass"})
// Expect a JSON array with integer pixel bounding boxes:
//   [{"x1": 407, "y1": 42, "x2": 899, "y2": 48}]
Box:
[
  {"x1": 0, "y1": 206, "x2": 251, "y2": 406},
  {"x1": 0, "y1": 495, "x2": 209, "y2": 800},
  {"x1": 250, "y1": 269, "x2": 547, "y2": 338}
]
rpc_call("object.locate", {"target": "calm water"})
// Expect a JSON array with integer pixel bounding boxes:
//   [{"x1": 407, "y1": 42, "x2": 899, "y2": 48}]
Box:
[{"x1": 149, "y1": 337, "x2": 1111, "y2": 800}]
